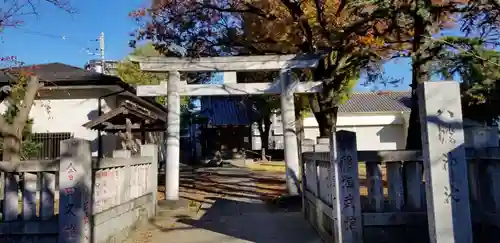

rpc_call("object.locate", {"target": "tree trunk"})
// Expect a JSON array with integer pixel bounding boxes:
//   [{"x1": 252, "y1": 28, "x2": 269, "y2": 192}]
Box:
[
  {"x1": 0, "y1": 75, "x2": 41, "y2": 163},
  {"x1": 314, "y1": 107, "x2": 338, "y2": 138},
  {"x1": 2, "y1": 133, "x2": 21, "y2": 162},
  {"x1": 307, "y1": 56, "x2": 344, "y2": 140},
  {"x1": 405, "y1": 92, "x2": 422, "y2": 150},
  {"x1": 405, "y1": 7, "x2": 430, "y2": 150},
  {"x1": 308, "y1": 92, "x2": 339, "y2": 139}
]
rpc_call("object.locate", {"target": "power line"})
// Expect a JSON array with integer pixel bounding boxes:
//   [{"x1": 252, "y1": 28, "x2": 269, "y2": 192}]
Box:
[{"x1": 12, "y1": 27, "x2": 101, "y2": 56}]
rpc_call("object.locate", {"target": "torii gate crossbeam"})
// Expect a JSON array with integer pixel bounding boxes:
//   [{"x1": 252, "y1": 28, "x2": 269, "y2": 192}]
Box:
[{"x1": 131, "y1": 54, "x2": 323, "y2": 201}]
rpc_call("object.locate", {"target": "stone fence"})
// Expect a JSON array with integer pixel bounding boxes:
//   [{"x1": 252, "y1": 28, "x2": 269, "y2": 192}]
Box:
[
  {"x1": 0, "y1": 138, "x2": 158, "y2": 243},
  {"x1": 301, "y1": 81, "x2": 500, "y2": 243}
]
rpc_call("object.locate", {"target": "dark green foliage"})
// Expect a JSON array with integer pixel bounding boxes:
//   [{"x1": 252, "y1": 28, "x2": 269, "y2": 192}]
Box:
[
  {"x1": 116, "y1": 43, "x2": 195, "y2": 130},
  {"x1": 432, "y1": 36, "x2": 500, "y2": 124}
]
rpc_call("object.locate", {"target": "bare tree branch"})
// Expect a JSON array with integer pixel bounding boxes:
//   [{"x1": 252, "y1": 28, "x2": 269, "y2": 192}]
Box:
[
  {"x1": 0, "y1": 0, "x2": 75, "y2": 28},
  {"x1": 199, "y1": 3, "x2": 277, "y2": 20}
]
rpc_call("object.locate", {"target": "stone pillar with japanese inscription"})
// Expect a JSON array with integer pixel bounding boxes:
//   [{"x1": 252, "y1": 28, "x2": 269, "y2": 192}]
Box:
[
  {"x1": 418, "y1": 81, "x2": 472, "y2": 243},
  {"x1": 58, "y1": 138, "x2": 92, "y2": 243},
  {"x1": 330, "y1": 130, "x2": 363, "y2": 243}
]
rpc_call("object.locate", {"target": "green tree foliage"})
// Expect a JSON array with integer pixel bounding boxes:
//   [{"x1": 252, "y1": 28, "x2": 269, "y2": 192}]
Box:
[
  {"x1": 461, "y1": 0, "x2": 500, "y2": 42},
  {"x1": 432, "y1": 37, "x2": 500, "y2": 124},
  {"x1": 130, "y1": 0, "x2": 404, "y2": 137},
  {"x1": 130, "y1": 0, "x2": 499, "y2": 147},
  {"x1": 365, "y1": 0, "x2": 473, "y2": 149},
  {"x1": 391, "y1": 0, "x2": 499, "y2": 149},
  {"x1": 116, "y1": 43, "x2": 165, "y2": 86},
  {"x1": 116, "y1": 43, "x2": 193, "y2": 128}
]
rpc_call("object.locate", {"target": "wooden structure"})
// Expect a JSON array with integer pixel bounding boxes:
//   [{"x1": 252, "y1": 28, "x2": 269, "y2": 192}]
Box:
[
  {"x1": 83, "y1": 100, "x2": 167, "y2": 153},
  {"x1": 83, "y1": 100, "x2": 166, "y2": 132}
]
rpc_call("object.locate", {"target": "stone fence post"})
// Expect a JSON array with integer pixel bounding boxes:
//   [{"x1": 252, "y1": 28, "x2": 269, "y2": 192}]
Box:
[
  {"x1": 330, "y1": 130, "x2": 363, "y2": 243},
  {"x1": 141, "y1": 144, "x2": 159, "y2": 216},
  {"x1": 58, "y1": 138, "x2": 92, "y2": 243},
  {"x1": 113, "y1": 150, "x2": 132, "y2": 204},
  {"x1": 418, "y1": 81, "x2": 472, "y2": 243}
]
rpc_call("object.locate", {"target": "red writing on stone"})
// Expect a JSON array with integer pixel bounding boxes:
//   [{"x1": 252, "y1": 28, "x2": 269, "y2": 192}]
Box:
[{"x1": 64, "y1": 187, "x2": 74, "y2": 196}]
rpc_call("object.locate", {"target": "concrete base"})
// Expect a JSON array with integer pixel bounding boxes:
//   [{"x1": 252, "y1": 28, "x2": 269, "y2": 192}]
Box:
[{"x1": 157, "y1": 198, "x2": 190, "y2": 211}]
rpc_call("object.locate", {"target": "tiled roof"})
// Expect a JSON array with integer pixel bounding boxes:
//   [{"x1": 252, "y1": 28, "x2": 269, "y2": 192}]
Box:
[
  {"x1": 339, "y1": 91, "x2": 411, "y2": 113},
  {"x1": 0, "y1": 62, "x2": 121, "y2": 84},
  {"x1": 202, "y1": 91, "x2": 411, "y2": 126},
  {"x1": 0, "y1": 62, "x2": 168, "y2": 113}
]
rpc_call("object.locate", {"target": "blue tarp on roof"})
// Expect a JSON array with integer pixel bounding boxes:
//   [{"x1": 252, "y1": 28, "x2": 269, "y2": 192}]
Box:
[
  {"x1": 200, "y1": 96, "x2": 251, "y2": 126},
  {"x1": 198, "y1": 72, "x2": 252, "y2": 126}
]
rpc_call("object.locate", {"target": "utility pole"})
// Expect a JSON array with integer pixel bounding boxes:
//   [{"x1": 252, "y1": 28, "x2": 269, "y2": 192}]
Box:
[{"x1": 99, "y1": 32, "x2": 105, "y2": 73}]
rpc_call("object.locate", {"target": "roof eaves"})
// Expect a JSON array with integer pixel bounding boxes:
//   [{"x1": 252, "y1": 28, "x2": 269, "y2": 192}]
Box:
[{"x1": 338, "y1": 110, "x2": 410, "y2": 115}]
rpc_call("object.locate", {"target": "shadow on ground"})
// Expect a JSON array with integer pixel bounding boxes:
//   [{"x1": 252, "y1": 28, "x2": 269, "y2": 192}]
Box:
[
  {"x1": 159, "y1": 166, "x2": 288, "y2": 203},
  {"x1": 148, "y1": 166, "x2": 320, "y2": 243},
  {"x1": 147, "y1": 197, "x2": 320, "y2": 243}
]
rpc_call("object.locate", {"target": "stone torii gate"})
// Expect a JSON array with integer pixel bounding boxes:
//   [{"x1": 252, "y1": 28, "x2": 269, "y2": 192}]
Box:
[{"x1": 131, "y1": 55, "x2": 323, "y2": 201}]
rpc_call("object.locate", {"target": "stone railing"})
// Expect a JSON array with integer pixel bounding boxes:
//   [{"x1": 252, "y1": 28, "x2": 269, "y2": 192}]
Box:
[{"x1": 0, "y1": 138, "x2": 158, "y2": 243}]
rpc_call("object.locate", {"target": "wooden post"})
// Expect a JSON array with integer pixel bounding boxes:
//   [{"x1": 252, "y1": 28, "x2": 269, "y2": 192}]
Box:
[
  {"x1": 418, "y1": 81, "x2": 472, "y2": 243},
  {"x1": 2, "y1": 172, "x2": 18, "y2": 221},
  {"x1": 166, "y1": 71, "x2": 181, "y2": 200},
  {"x1": 366, "y1": 162, "x2": 384, "y2": 212},
  {"x1": 280, "y1": 68, "x2": 300, "y2": 195},
  {"x1": 386, "y1": 162, "x2": 405, "y2": 211},
  {"x1": 58, "y1": 138, "x2": 92, "y2": 243},
  {"x1": 330, "y1": 130, "x2": 363, "y2": 243},
  {"x1": 403, "y1": 161, "x2": 423, "y2": 210},
  {"x1": 141, "y1": 144, "x2": 159, "y2": 216}
]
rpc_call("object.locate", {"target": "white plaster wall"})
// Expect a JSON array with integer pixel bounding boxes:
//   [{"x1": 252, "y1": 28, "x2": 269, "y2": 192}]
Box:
[
  {"x1": 302, "y1": 113, "x2": 406, "y2": 128},
  {"x1": 0, "y1": 89, "x2": 118, "y2": 157},
  {"x1": 302, "y1": 113, "x2": 408, "y2": 150},
  {"x1": 251, "y1": 112, "x2": 409, "y2": 151}
]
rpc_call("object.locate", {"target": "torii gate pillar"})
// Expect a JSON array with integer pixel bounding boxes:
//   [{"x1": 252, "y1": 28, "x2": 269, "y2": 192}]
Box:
[
  {"x1": 280, "y1": 69, "x2": 300, "y2": 195},
  {"x1": 165, "y1": 71, "x2": 181, "y2": 200},
  {"x1": 133, "y1": 54, "x2": 323, "y2": 198},
  {"x1": 163, "y1": 69, "x2": 301, "y2": 198}
]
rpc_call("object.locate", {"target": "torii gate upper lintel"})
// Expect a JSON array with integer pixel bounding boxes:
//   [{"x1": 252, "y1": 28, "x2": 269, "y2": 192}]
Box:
[{"x1": 131, "y1": 54, "x2": 323, "y2": 201}]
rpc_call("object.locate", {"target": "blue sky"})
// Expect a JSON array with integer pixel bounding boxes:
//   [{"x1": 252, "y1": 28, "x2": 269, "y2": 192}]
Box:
[
  {"x1": 0, "y1": 0, "x2": 412, "y2": 91},
  {"x1": 1, "y1": 0, "x2": 146, "y2": 67}
]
